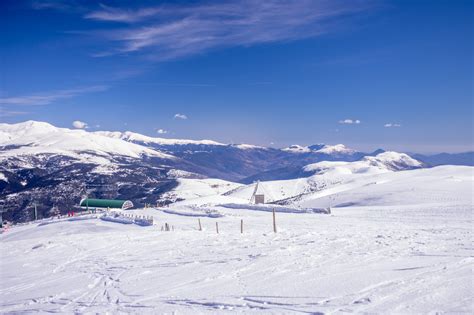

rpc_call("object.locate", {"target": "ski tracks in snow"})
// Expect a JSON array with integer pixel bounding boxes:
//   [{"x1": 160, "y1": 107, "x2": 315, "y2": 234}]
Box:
[{"x1": 1, "y1": 204, "x2": 472, "y2": 314}]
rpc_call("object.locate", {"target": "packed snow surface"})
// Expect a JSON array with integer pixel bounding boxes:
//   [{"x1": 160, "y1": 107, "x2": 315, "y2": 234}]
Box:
[
  {"x1": 1, "y1": 165, "x2": 472, "y2": 314},
  {"x1": 298, "y1": 165, "x2": 473, "y2": 209}
]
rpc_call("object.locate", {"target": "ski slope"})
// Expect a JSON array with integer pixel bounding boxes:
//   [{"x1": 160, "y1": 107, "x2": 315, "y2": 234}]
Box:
[
  {"x1": 297, "y1": 165, "x2": 473, "y2": 208},
  {"x1": 199, "y1": 152, "x2": 425, "y2": 205},
  {"x1": 1, "y1": 204, "x2": 471, "y2": 313},
  {"x1": 1, "y1": 165, "x2": 472, "y2": 313},
  {"x1": 161, "y1": 178, "x2": 243, "y2": 202}
]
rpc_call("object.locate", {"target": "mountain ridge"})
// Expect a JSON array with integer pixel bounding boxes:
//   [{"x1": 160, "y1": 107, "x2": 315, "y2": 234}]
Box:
[{"x1": 0, "y1": 120, "x2": 469, "y2": 223}]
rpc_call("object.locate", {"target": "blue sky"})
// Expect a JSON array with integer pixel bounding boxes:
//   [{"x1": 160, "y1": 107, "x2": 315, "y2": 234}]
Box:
[{"x1": 0, "y1": 0, "x2": 472, "y2": 153}]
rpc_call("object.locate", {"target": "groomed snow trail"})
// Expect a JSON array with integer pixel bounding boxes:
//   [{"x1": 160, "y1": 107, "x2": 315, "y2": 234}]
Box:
[{"x1": 1, "y1": 204, "x2": 472, "y2": 314}]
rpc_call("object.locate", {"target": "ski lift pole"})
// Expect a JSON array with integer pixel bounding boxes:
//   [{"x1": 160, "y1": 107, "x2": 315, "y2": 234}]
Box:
[{"x1": 0, "y1": 202, "x2": 3, "y2": 228}]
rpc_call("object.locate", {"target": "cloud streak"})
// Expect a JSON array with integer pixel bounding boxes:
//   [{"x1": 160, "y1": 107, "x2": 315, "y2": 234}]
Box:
[
  {"x1": 84, "y1": 0, "x2": 374, "y2": 60},
  {"x1": 0, "y1": 108, "x2": 29, "y2": 117},
  {"x1": 339, "y1": 119, "x2": 361, "y2": 124},
  {"x1": 0, "y1": 86, "x2": 108, "y2": 106},
  {"x1": 85, "y1": 4, "x2": 162, "y2": 23},
  {"x1": 384, "y1": 123, "x2": 401, "y2": 128}
]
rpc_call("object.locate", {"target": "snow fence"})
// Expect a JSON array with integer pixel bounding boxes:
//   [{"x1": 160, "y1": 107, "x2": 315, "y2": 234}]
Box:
[{"x1": 218, "y1": 203, "x2": 330, "y2": 214}]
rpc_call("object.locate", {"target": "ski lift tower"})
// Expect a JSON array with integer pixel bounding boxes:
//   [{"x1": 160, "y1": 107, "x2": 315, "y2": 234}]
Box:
[{"x1": 31, "y1": 202, "x2": 38, "y2": 221}]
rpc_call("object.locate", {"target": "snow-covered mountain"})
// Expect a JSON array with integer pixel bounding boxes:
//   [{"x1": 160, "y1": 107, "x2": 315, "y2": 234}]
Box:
[
  {"x1": 158, "y1": 152, "x2": 424, "y2": 207},
  {"x1": 0, "y1": 121, "x2": 174, "y2": 162},
  {"x1": 96, "y1": 129, "x2": 280, "y2": 181},
  {"x1": 95, "y1": 130, "x2": 225, "y2": 147},
  {"x1": 283, "y1": 143, "x2": 358, "y2": 156},
  {"x1": 0, "y1": 122, "x2": 195, "y2": 222},
  {"x1": 303, "y1": 151, "x2": 423, "y2": 176},
  {"x1": 170, "y1": 165, "x2": 472, "y2": 209},
  {"x1": 0, "y1": 121, "x2": 426, "y2": 223}
]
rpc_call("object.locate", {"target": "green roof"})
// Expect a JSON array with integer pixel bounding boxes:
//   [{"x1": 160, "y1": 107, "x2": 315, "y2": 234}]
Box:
[{"x1": 79, "y1": 198, "x2": 133, "y2": 209}]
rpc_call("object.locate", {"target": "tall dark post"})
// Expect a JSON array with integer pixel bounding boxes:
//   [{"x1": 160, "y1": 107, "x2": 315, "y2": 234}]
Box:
[
  {"x1": 273, "y1": 208, "x2": 277, "y2": 233},
  {"x1": 1, "y1": 200, "x2": 6, "y2": 228}
]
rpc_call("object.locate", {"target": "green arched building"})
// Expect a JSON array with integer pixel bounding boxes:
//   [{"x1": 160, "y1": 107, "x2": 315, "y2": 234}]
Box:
[{"x1": 79, "y1": 198, "x2": 134, "y2": 210}]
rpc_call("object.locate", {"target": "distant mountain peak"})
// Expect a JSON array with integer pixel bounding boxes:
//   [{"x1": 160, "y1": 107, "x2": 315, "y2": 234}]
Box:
[
  {"x1": 364, "y1": 151, "x2": 422, "y2": 170},
  {"x1": 96, "y1": 130, "x2": 225, "y2": 146},
  {"x1": 315, "y1": 144, "x2": 356, "y2": 155},
  {"x1": 282, "y1": 144, "x2": 312, "y2": 153},
  {"x1": 282, "y1": 143, "x2": 358, "y2": 155}
]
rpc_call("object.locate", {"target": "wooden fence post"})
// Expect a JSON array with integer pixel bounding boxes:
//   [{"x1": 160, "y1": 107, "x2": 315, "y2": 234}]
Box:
[
  {"x1": 241, "y1": 219, "x2": 243, "y2": 234},
  {"x1": 198, "y1": 218, "x2": 202, "y2": 231},
  {"x1": 216, "y1": 222, "x2": 219, "y2": 234},
  {"x1": 273, "y1": 208, "x2": 277, "y2": 233}
]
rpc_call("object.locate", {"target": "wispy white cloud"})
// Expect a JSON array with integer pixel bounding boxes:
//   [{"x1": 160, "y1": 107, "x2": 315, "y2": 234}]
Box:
[
  {"x1": 384, "y1": 123, "x2": 401, "y2": 128},
  {"x1": 85, "y1": 4, "x2": 162, "y2": 23},
  {"x1": 0, "y1": 86, "x2": 108, "y2": 106},
  {"x1": 339, "y1": 119, "x2": 361, "y2": 124},
  {"x1": 174, "y1": 113, "x2": 188, "y2": 120},
  {"x1": 156, "y1": 128, "x2": 168, "y2": 134},
  {"x1": 84, "y1": 0, "x2": 375, "y2": 60},
  {"x1": 0, "y1": 108, "x2": 29, "y2": 117},
  {"x1": 72, "y1": 120, "x2": 88, "y2": 129},
  {"x1": 32, "y1": 0, "x2": 82, "y2": 11}
]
